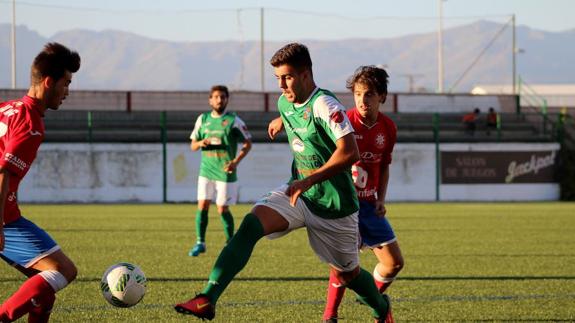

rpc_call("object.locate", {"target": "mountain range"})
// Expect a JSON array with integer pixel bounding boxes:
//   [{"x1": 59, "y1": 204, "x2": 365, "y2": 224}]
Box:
[{"x1": 1, "y1": 21, "x2": 574, "y2": 92}]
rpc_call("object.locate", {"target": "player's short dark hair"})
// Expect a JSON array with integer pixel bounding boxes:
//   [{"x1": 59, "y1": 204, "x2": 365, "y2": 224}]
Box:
[
  {"x1": 210, "y1": 85, "x2": 229, "y2": 98},
  {"x1": 270, "y1": 43, "x2": 312, "y2": 72},
  {"x1": 346, "y1": 65, "x2": 389, "y2": 95},
  {"x1": 31, "y1": 42, "x2": 80, "y2": 85}
]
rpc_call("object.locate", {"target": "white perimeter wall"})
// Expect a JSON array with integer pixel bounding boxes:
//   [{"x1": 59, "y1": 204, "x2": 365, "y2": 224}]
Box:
[{"x1": 18, "y1": 143, "x2": 560, "y2": 203}]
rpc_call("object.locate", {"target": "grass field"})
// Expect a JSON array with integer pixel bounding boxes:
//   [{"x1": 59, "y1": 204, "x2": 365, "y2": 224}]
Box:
[{"x1": 1, "y1": 203, "x2": 575, "y2": 322}]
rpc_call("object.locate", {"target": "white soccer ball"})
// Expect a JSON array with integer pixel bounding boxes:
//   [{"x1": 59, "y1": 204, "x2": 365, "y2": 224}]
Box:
[{"x1": 100, "y1": 262, "x2": 147, "y2": 308}]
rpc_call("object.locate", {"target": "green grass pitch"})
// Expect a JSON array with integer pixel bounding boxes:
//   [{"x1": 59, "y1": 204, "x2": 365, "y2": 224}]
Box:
[{"x1": 1, "y1": 203, "x2": 575, "y2": 322}]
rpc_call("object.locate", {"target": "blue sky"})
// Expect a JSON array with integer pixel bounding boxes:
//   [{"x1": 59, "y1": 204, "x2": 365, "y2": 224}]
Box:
[{"x1": 0, "y1": 0, "x2": 573, "y2": 41}]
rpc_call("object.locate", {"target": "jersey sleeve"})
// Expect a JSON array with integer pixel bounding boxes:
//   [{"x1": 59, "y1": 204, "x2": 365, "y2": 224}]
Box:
[
  {"x1": 190, "y1": 114, "x2": 204, "y2": 141},
  {"x1": 312, "y1": 95, "x2": 354, "y2": 141},
  {"x1": 0, "y1": 113, "x2": 42, "y2": 178},
  {"x1": 232, "y1": 116, "x2": 252, "y2": 141},
  {"x1": 381, "y1": 118, "x2": 397, "y2": 165}
]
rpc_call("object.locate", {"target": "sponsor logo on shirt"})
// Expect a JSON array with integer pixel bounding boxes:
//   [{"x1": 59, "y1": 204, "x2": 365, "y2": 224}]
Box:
[
  {"x1": 357, "y1": 187, "x2": 377, "y2": 198},
  {"x1": 7, "y1": 191, "x2": 16, "y2": 202},
  {"x1": 284, "y1": 111, "x2": 295, "y2": 116},
  {"x1": 291, "y1": 138, "x2": 305, "y2": 153},
  {"x1": 292, "y1": 127, "x2": 308, "y2": 134},
  {"x1": 360, "y1": 151, "x2": 382, "y2": 162},
  {"x1": 330, "y1": 111, "x2": 344, "y2": 123},
  {"x1": 4, "y1": 152, "x2": 27, "y2": 171}
]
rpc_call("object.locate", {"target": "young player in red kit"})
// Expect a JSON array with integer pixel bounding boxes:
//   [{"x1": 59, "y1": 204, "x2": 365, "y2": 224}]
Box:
[
  {"x1": 0, "y1": 43, "x2": 80, "y2": 323},
  {"x1": 323, "y1": 66, "x2": 404, "y2": 323}
]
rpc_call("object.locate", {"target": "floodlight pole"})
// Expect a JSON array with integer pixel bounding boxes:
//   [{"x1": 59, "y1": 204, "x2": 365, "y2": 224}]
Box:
[
  {"x1": 11, "y1": 0, "x2": 17, "y2": 89},
  {"x1": 512, "y1": 14, "x2": 516, "y2": 95},
  {"x1": 260, "y1": 7, "x2": 265, "y2": 92},
  {"x1": 437, "y1": 0, "x2": 445, "y2": 93}
]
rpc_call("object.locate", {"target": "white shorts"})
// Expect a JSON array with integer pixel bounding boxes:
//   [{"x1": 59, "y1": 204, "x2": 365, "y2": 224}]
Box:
[
  {"x1": 197, "y1": 176, "x2": 238, "y2": 206},
  {"x1": 254, "y1": 185, "x2": 359, "y2": 272}
]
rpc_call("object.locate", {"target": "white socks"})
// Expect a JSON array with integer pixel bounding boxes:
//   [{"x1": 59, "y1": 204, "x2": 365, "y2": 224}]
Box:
[{"x1": 39, "y1": 270, "x2": 69, "y2": 292}]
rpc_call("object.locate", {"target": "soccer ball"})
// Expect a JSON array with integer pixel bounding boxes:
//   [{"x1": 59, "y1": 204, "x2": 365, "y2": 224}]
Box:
[{"x1": 100, "y1": 262, "x2": 147, "y2": 307}]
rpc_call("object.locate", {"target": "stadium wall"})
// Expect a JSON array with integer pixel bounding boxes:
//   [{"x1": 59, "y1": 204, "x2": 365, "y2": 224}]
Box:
[
  {"x1": 18, "y1": 143, "x2": 559, "y2": 203},
  {"x1": 0, "y1": 89, "x2": 516, "y2": 113}
]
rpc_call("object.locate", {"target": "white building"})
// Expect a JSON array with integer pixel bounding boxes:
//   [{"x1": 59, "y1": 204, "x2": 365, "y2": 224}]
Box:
[{"x1": 471, "y1": 84, "x2": 575, "y2": 109}]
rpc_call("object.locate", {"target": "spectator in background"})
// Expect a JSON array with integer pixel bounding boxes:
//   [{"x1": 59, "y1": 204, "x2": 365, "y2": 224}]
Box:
[
  {"x1": 486, "y1": 107, "x2": 498, "y2": 135},
  {"x1": 462, "y1": 108, "x2": 480, "y2": 136}
]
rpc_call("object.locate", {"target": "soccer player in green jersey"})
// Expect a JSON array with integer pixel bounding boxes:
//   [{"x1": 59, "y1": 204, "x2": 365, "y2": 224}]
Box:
[
  {"x1": 175, "y1": 43, "x2": 390, "y2": 322},
  {"x1": 188, "y1": 85, "x2": 252, "y2": 257}
]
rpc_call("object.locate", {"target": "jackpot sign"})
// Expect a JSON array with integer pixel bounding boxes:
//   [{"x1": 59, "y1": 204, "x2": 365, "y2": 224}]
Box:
[{"x1": 441, "y1": 150, "x2": 557, "y2": 184}]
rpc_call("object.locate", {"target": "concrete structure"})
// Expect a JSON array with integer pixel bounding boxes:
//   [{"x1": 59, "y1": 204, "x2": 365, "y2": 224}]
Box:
[
  {"x1": 19, "y1": 142, "x2": 560, "y2": 203},
  {"x1": 472, "y1": 84, "x2": 575, "y2": 110}
]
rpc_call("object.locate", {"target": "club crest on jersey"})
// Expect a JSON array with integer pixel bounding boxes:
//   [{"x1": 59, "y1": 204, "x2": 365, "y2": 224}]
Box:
[
  {"x1": 221, "y1": 120, "x2": 229, "y2": 127},
  {"x1": 330, "y1": 110, "x2": 344, "y2": 123},
  {"x1": 291, "y1": 138, "x2": 305, "y2": 153},
  {"x1": 375, "y1": 133, "x2": 385, "y2": 148},
  {"x1": 303, "y1": 107, "x2": 311, "y2": 120}
]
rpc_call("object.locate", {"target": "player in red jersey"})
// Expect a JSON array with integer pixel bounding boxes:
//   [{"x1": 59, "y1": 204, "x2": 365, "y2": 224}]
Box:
[
  {"x1": 322, "y1": 66, "x2": 403, "y2": 323},
  {"x1": 0, "y1": 43, "x2": 80, "y2": 323}
]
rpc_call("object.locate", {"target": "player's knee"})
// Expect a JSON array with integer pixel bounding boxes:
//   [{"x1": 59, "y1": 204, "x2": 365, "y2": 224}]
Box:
[
  {"x1": 333, "y1": 266, "x2": 360, "y2": 286},
  {"x1": 395, "y1": 257, "x2": 405, "y2": 272},
  {"x1": 378, "y1": 258, "x2": 404, "y2": 276},
  {"x1": 392, "y1": 254, "x2": 405, "y2": 273},
  {"x1": 59, "y1": 262, "x2": 78, "y2": 283},
  {"x1": 236, "y1": 213, "x2": 264, "y2": 241}
]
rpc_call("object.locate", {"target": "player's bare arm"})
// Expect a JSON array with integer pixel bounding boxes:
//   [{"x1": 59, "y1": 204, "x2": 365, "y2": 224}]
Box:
[
  {"x1": 376, "y1": 164, "x2": 391, "y2": 217},
  {"x1": 190, "y1": 138, "x2": 210, "y2": 151},
  {"x1": 0, "y1": 168, "x2": 11, "y2": 251},
  {"x1": 286, "y1": 133, "x2": 359, "y2": 206},
  {"x1": 268, "y1": 117, "x2": 284, "y2": 140},
  {"x1": 224, "y1": 139, "x2": 252, "y2": 172}
]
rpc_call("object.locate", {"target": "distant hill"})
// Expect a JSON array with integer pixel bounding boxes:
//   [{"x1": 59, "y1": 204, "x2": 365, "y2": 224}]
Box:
[{"x1": 1, "y1": 21, "x2": 574, "y2": 92}]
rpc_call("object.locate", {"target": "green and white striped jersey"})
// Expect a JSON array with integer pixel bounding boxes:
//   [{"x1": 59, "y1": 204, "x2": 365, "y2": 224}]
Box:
[
  {"x1": 190, "y1": 111, "x2": 251, "y2": 182},
  {"x1": 278, "y1": 87, "x2": 359, "y2": 219}
]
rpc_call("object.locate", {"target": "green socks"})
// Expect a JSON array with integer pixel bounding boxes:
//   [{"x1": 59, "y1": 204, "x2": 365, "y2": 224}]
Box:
[
  {"x1": 195, "y1": 210, "x2": 234, "y2": 243},
  {"x1": 203, "y1": 213, "x2": 264, "y2": 303},
  {"x1": 347, "y1": 267, "x2": 389, "y2": 318},
  {"x1": 195, "y1": 209, "x2": 209, "y2": 243},
  {"x1": 219, "y1": 211, "x2": 235, "y2": 242}
]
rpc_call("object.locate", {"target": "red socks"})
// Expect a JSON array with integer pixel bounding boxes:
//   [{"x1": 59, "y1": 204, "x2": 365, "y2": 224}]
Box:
[
  {"x1": 322, "y1": 270, "x2": 394, "y2": 320},
  {"x1": 27, "y1": 292, "x2": 55, "y2": 323},
  {"x1": 375, "y1": 280, "x2": 391, "y2": 293},
  {"x1": 0, "y1": 274, "x2": 56, "y2": 322},
  {"x1": 323, "y1": 271, "x2": 346, "y2": 320}
]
